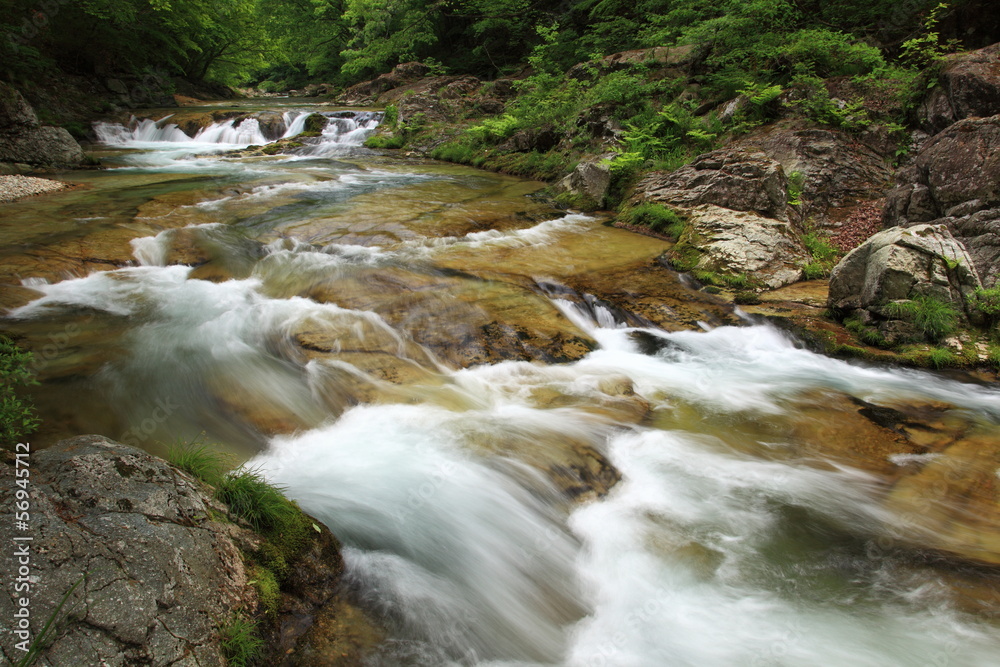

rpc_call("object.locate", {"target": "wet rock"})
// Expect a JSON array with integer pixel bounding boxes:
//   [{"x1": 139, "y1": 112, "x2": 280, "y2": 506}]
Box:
[
  {"x1": 550, "y1": 156, "x2": 613, "y2": 209},
  {"x1": 918, "y1": 43, "x2": 1000, "y2": 133},
  {"x1": 632, "y1": 149, "x2": 788, "y2": 219},
  {"x1": 675, "y1": 204, "x2": 811, "y2": 289},
  {"x1": 827, "y1": 224, "x2": 982, "y2": 331}
]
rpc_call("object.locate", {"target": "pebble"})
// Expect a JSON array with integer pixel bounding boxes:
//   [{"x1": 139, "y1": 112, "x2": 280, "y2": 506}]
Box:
[{"x1": 0, "y1": 174, "x2": 69, "y2": 203}]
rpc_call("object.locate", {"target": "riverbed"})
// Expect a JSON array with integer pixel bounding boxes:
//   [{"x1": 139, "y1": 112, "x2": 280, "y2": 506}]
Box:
[{"x1": 2, "y1": 103, "x2": 1000, "y2": 666}]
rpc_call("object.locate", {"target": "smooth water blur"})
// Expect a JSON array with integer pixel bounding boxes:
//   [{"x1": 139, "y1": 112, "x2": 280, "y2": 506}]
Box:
[{"x1": 3, "y1": 103, "x2": 1000, "y2": 666}]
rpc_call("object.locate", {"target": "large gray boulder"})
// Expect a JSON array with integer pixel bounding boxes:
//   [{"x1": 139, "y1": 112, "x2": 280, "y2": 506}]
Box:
[
  {"x1": 677, "y1": 204, "x2": 811, "y2": 289},
  {"x1": 0, "y1": 436, "x2": 352, "y2": 667},
  {"x1": 0, "y1": 126, "x2": 84, "y2": 165},
  {"x1": 883, "y1": 115, "x2": 1000, "y2": 286},
  {"x1": 0, "y1": 436, "x2": 251, "y2": 666},
  {"x1": 0, "y1": 81, "x2": 83, "y2": 166},
  {"x1": 632, "y1": 149, "x2": 788, "y2": 219},
  {"x1": 828, "y1": 224, "x2": 982, "y2": 323},
  {"x1": 918, "y1": 43, "x2": 1000, "y2": 134}
]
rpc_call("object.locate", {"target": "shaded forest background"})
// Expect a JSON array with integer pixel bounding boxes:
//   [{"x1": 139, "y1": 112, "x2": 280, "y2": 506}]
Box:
[{"x1": 2, "y1": 0, "x2": 998, "y2": 96}]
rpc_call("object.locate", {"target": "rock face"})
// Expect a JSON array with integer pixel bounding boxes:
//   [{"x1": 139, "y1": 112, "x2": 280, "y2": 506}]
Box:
[
  {"x1": 0, "y1": 436, "x2": 355, "y2": 667},
  {"x1": 828, "y1": 224, "x2": 982, "y2": 327},
  {"x1": 633, "y1": 149, "x2": 788, "y2": 219},
  {"x1": 0, "y1": 82, "x2": 84, "y2": 166},
  {"x1": 737, "y1": 125, "x2": 893, "y2": 225},
  {"x1": 918, "y1": 43, "x2": 1000, "y2": 134},
  {"x1": 883, "y1": 115, "x2": 1000, "y2": 285},
  {"x1": 678, "y1": 204, "x2": 811, "y2": 289}
]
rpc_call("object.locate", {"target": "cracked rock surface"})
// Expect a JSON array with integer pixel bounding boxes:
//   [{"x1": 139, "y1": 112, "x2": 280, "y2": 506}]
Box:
[{"x1": 0, "y1": 435, "x2": 253, "y2": 667}]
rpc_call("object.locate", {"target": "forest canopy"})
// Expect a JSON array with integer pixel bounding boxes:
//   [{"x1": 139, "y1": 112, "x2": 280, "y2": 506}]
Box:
[{"x1": 0, "y1": 0, "x2": 996, "y2": 92}]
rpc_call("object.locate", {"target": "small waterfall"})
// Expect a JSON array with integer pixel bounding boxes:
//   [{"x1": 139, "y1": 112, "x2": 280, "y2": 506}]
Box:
[
  {"x1": 280, "y1": 111, "x2": 312, "y2": 138},
  {"x1": 94, "y1": 110, "x2": 382, "y2": 152}
]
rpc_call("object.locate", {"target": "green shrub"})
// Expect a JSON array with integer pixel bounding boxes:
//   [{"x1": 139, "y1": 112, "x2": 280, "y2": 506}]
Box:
[
  {"x1": 801, "y1": 231, "x2": 840, "y2": 278},
  {"x1": 365, "y1": 134, "x2": 406, "y2": 149},
  {"x1": 886, "y1": 296, "x2": 959, "y2": 343},
  {"x1": 787, "y1": 171, "x2": 805, "y2": 206},
  {"x1": 1, "y1": 337, "x2": 40, "y2": 448},
  {"x1": 219, "y1": 614, "x2": 264, "y2": 667},
  {"x1": 382, "y1": 104, "x2": 399, "y2": 129},
  {"x1": 968, "y1": 287, "x2": 1000, "y2": 326}
]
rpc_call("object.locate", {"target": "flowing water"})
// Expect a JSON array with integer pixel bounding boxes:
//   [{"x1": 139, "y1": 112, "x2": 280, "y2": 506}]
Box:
[{"x1": 3, "y1": 103, "x2": 1000, "y2": 666}]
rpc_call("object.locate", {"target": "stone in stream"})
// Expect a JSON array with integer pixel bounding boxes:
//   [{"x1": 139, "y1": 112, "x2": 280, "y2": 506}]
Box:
[
  {"x1": 827, "y1": 224, "x2": 982, "y2": 342},
  {"x1": 0, "y1": 436, "x2": 381, "y2": 666}
]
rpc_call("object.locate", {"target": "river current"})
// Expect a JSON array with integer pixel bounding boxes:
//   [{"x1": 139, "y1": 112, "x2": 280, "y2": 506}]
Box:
[{"x1": 2, "y1": 102, "x2": 1000, "y2": 666}]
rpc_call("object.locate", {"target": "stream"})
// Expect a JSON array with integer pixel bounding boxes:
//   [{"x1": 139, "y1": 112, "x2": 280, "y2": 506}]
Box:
[{"x1": 2, "y1": 102, "x2": 1000, "y2": 666}]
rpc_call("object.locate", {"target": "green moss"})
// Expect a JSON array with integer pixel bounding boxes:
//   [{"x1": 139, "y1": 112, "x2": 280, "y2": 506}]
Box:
[
  {"x1": 733, "y1": 291, "x2": 762, "y2": 305},
  {"x1": 304, "y1": 114, "x2": 327, "y2": 134},
  {"x1": 365, "y1": 133, "x2": 406, "y2": 149},
  {"x1": 617, "y1": 202, "x2": 685, "y2": 236},
  {"x1": 249, "y1": 566, "x2": 280, "y2": 617}
]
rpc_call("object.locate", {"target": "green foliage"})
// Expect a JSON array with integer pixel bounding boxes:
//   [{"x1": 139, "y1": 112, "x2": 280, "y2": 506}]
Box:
[
  {"x1": 382, "y1": 104, "x2": 400, "y2": 129},
  {"x1": 801, "y1": 231, "x2": 840, "y2": 279},
  {"x1": 365, "y1": 133, "x2": 407, "y2": 149},
  {"x1": 900, "y1": 3, "x2": 962, "y2": 68},
  {"x1": 166, "y1": 437, "x2": 229, "y2": 486},
  {"x1": 618, "y1": 203, "x2": 685, "y2": 236},
  {"x1": 886, "y1": 295, "x2": 959, "y2": 343},
  {"x1": 1, "y1": 336, "x2": 39, "y2": 449},
  {"x1": 219, "y1": 614, "x2": 264, "y2": 667},
  {"x1": 787, "y1": 171, "x2": 805, "y2": 206},
  {"x1": 789, "y1": 74, "x2": 870, "y2": 131},
  {"x1": 900, "y1": 346, "x2": 959, "y2": 369},
  {"x1": 967, "y1": 287, "x2": 1000, "y2": 326},
  {"x1": 467, "y1": 114, "x2": 521, "y2": 143}
]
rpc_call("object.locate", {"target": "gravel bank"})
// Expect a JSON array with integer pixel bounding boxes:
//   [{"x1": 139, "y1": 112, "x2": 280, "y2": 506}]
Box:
[{"x1": 0, "y1": 174, "x2": 69, "y2": 203}]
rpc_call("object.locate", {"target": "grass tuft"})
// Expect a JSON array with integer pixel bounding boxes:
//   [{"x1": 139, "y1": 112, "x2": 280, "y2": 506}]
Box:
[
  {"x1": 166, "y1": 437, "x2": 229, "y2": 486},
  {"x1": 216, "y1": 467, "x2": 299, "y2": 535},
  {"x1": 219, "y1": 614, "x2": 264, "y2": 667}
]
